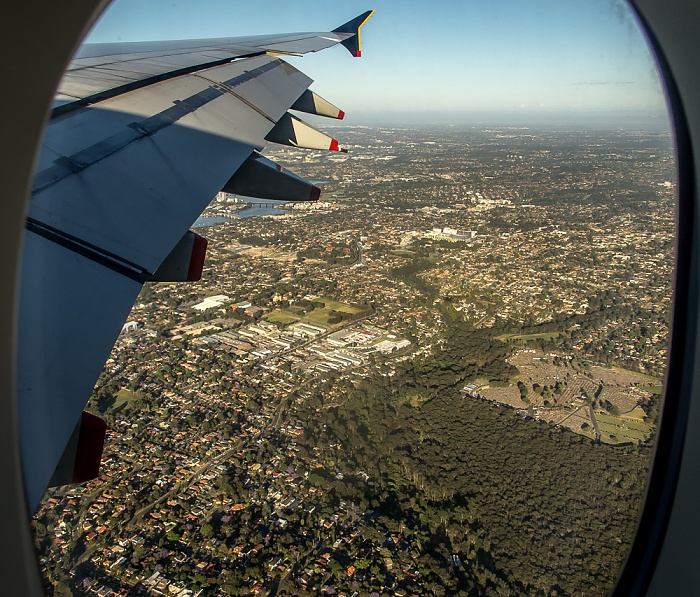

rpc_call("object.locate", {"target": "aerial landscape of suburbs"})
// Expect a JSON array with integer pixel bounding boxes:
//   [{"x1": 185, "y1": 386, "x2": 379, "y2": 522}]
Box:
[{"x1": 33, "y1": 124, "x2": 675, "y2": 596}]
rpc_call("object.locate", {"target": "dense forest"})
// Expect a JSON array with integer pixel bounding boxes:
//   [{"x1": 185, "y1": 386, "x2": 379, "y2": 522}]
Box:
[{"x1": 294, "y1": 321, "x2": 651, "y2": 595}]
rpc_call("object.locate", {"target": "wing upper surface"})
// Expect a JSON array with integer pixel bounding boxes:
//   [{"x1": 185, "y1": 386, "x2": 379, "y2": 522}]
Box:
[
  {"x1": 55, "y1": 30, "x2": 355, "y2": 111},
  {"x1": 33, "y1": 55, "x2": 311, "y2": 273},
  {"x1": 20, "y1": 10, "x2": 374, "y2": 512}
]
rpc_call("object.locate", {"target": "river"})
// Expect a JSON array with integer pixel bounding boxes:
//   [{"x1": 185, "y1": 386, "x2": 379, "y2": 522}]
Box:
[{"x1": 193, "y1": 200, "x2": 287, "y2": 227}]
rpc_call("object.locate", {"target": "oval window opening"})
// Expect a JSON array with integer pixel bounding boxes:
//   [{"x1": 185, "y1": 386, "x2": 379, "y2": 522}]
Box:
[{"x1": 27, "y1": 1, "x2": 676, "y2": 595}]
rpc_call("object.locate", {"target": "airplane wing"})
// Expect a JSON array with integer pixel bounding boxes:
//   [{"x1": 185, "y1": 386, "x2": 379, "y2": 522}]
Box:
[{"x1": 19, "y1": 10, "x2": 374, "y2": 512}]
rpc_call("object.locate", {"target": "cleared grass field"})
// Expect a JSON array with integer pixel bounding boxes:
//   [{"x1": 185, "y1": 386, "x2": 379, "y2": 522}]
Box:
[
  {"x1": 596, "y1": 411, "x2": 652, "y2": 444},
  {"x1": 314, "y1": 298, "x2": 363, "y2": 314},
  {"x1": 114, "y1": 389, "x2": 137, "y2": 409},
  {"x1": 266, "y1": 310, "x2": 301, "y2": 325},
  {"x1": 302, "y1": 298, "x2": 366, "y2": 326},
  {"x1": 394, "y1": 391, "x2": 431, "y2": 409},
  {"x1": 302, "y1": 309, "x2": 335, "y2": 325},
  {"x1": 266, "y1": 298, "x2": 366, "y2": 328},
  {"x1": 622, "y1": 406, "x2": 647, "y2": 420}
]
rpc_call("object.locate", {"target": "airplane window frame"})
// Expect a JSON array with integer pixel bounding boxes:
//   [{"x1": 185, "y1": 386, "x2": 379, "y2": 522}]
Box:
[
  {"x1": 614, "y1": 2, "x2": 697, "y2": 595},
  {"x1": 1, "y1": 1, "x2": 696, "y2": 595}
]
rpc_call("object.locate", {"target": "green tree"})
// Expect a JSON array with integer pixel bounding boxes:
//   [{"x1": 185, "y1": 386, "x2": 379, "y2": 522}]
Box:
[{"x1": 201, "y1": 524, "x2": 213, "y2": 539}]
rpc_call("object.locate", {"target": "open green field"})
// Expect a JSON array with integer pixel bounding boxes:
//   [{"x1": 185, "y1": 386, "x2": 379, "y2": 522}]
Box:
[
  {"x1": 267, "y1": 298, "x2": 366, "y2": 328},
  {"x1": 314, "y1": 298, "x2": 364, "y2": 314},
  {"x1": 303, "y1": 309, "x2": 338, "y2": 326},
  {"x1": 394, "y1": 391, "x2": 432, "y2": 409},
  {"x1": 266, "y1": 310, "x2": 301, "y2": 325},
  {"x1": 622, "y1": 406, "x2": 647, "y2": 420},
  {"x1": 497, "y1": 331, "x2": 562, "y2": 342},
  {"x1": 596, "y1": 411, "x2": 652, "y2": 444},
  {"x1": 115, "y1": 389, "x2": 137, "y2": 409},
  {"x1": 302, "y1": 298, "x2": 366, "y2": 326}
]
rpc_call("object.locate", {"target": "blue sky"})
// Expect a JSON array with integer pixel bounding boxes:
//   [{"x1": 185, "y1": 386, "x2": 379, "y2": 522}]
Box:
[{"x1": 85, "y1": 0, "x2": 669, "y2": 126}]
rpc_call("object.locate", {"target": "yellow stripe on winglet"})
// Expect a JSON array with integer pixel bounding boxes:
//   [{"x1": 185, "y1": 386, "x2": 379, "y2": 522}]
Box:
[
  {"x1": 356, "y1": 10, "x2": 376, "y2": 57},
  {"x1": 333, "y1": 10, "x2": 375, "y2": 57}
]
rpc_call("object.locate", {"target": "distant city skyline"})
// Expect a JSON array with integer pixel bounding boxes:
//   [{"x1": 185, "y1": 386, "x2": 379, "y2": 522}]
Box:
[{"x1": 85, "y1": 0, "x2": 670, "y2": 127}]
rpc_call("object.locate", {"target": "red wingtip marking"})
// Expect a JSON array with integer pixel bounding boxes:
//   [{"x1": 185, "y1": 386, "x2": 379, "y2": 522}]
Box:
[
  {"x1": 310, "y1": 186, "x2": 321, "y2": 201},
  {"x1": 353, "y1": 50, "x2": 362, "y2": 57},
  {"x1": 338, "y1": 110, "x2": 345, "y2": 120},
  {"x1": 329, "y1": 139, "x2": 340, "y2": 151},
  {"x1": 187, "y1": 234, "x2": 208, "y2": 281}
]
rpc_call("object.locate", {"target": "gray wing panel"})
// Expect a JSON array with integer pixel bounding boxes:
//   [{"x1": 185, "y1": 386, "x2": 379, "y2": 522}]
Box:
[
  {"x1": 21, "y1": 56, "x2": 314, "y2": 510},
  {"x1": 32, "y1": 56, "x2": 311, "y2": 274},
  {"x1": 20, "y1": 13, "x2": 372, "y2": 514},
  {"x1": 59, "y1": 32, "x2": 347, "y2": 107},
  {"x1": 18, "y1": 230, "x2": 143, "y2": 511}
]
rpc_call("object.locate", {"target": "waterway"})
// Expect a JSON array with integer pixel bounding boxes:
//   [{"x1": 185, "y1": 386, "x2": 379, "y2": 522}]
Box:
[{"x1": 193, "y1": 200, "x2": 287, "y2": 227}]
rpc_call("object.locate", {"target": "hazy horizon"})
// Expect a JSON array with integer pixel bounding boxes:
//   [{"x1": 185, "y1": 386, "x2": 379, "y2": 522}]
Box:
[
  {"x1": 331, "y1": 108, "x2": 672, "y2": 130},
  {"x1": 85, "y1": 0, "x2": 670, "y2": 125}
]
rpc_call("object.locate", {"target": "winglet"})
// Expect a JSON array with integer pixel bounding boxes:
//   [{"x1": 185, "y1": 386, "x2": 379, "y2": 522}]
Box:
[{"x1": 332, "y1": 10, "x2": 375, "y2": 57}]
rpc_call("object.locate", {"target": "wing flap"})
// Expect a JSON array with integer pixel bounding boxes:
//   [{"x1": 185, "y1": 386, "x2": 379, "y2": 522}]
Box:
[
  {"x1": 291, "y1": 89, "x2": 345, "y2": 119},
  {"x1": 266, "y1": 112, "x2": 342, "y2": 151},
  {"x1": 222, "y1": 152, "x2": 321, "y2": 202}
]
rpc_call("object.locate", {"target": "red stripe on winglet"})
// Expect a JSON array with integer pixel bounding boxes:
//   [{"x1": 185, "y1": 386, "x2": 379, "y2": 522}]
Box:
[
  {"x1": 310, "y1": 185, "x2": 321, "y2": 201},
  {"x1": 72, "y1": 412, "x2": 107, "y2": 484},
  {"x1": 329, "y1": 139, "x2": 340, "y2": 151},
  {"x1": 353, "y1": 50, "x2": 362, "y2": 57},
  {"x1": 187, "y1": 234, "x2": 208, "y2": 281},
  {"x1": 338, "y1": 110, "x2": 345, "y2": 120}
]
